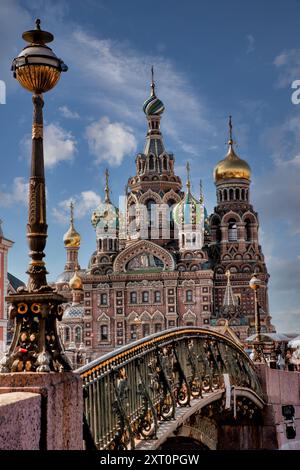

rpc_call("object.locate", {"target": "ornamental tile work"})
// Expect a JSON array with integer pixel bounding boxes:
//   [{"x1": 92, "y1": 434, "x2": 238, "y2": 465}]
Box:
[{"x1": 56, "y1": 79, "x2": 275, "y2": 364}]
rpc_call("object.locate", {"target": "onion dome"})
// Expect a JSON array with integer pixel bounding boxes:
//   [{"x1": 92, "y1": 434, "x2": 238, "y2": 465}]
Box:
[
  {"x1": 214, "y1": 116, "x2": 251, "y2": 183},
  {"x1": 143, "y1": 66, "x2": 165, "y2": 116},
  {"x1": 173, "y1": 163, "x2": 204, "y2": 226},
  {"x1": 91, "y1": 169, "x2": 119, "y2": 231},
  {"x1": 69, "y1": 269, "x2": 83, "y2": 290},
  {"x1": 63, "y1": 202, "x2": 81, "y2": 248},
  {"x1": 63, "y1": 304, "x2": 84, "y2": 319}
]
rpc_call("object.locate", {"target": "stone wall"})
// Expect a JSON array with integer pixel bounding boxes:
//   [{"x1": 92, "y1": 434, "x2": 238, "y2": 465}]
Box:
[
  {"x1": 256, "y1": 365, "x2": 300, "y2": 450},
  {"x1": 0, "y1": 392, "x2": 41, "y2": 450},
  {"x1": 0, "y1": 372, "x2": 83, "y2": 450}
]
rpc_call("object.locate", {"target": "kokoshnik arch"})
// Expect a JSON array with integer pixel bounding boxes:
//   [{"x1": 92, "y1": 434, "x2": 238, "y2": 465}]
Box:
[{"x1": 56, "y1": 72, "x2": 275, "y2": 364}]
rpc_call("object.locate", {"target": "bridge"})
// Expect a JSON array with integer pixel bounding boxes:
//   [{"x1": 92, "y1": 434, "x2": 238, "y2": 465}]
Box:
[{"x1": 76, "y1": 327, "x2": 266, "y2": 451}]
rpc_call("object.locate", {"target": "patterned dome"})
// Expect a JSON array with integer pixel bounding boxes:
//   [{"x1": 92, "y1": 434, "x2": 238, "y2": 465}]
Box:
[
  {"x1": 143, "y1": 70, "x2": 165, "y2": 116},
  {"x1": 143, "y1": 94, "x2": 165, "y2": 116},
  {"x1": 173, "y1": 192, "x2": 204, "y2": 226},
  {"x1": 63, "y1": 304, "x2": 84, "y2": 319},
  {"x1": 92, "y1": 169, "x2": 119, "y2": 231},
  {"x1": 91, "y1": 201, "x2": 119, "y2": 231}
]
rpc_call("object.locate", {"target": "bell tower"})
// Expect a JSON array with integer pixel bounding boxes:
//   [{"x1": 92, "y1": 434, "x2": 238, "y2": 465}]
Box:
[{"x1": 210, "y1": 117, "x2": 274, "y2": 338}]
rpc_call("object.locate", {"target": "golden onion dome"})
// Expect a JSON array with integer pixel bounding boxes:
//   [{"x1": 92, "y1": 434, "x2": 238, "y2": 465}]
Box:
[
  {"x1": 69, "y1": 270, "x2": 83, "y2": 290},
  {"x1": 63, "y1": 202, "x2": 81, "y2": 248},
  {"x1": 63, "y1": 225, "x2": 81, "y2": 248},
  {"x1": 214, "y1": 116, "x2": 251, "y2": 183},
  {"x1": 214, "y1": 140, "x2": 251, "y2": 183}
]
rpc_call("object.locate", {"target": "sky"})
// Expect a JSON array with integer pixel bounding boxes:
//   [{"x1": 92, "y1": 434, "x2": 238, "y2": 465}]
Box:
[{"x1": 0, "y1": 0, "x2": 299, "y2": 333}]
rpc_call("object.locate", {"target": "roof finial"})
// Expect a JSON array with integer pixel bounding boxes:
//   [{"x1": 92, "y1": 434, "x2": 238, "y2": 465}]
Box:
[
  {"x1": 104, "y1": 168, "x2": 111, "y2": 203},
  {"x1": 70, "y1": 201, "x2": 74, "y2": 227},
  {"x1": 199, "y1": 179, "x2": 204, "y2": 203},
  {"x1": 186, "y1": 162, "x2": 191, "y2": 192},
  {"x1": 150, "y1": 65, "x2": 156, "y2": 97},
  {"x1": 225, "y1": 269, "x2": 231, "y2": 284},
  {"x1": 228, "y1": 115, "x2": 233, "y2": 145},
  {"x1": 35, "y1": 18, "x2": 41, "y2": 30}
]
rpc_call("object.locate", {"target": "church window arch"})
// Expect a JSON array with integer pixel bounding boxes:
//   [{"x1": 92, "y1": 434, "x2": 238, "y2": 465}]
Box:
[
  {"x1": 228, "y1": 219, "x2": 238, "y2": 241},
  {"x1": 241, "y1": 188, "x2": 245, "y2": 200},
  {"x1": 224, "y1": 190, "x2": 228, "y2": 201},
  {"x1": 244, "y1": 218, "x2": 252, "y2": 241},
  {"x1": 229, "y1": 188, "x2": 234, "y2": 200},
  {"x1": 236, "y1": 188, "x2": 240, "y2": 200}
]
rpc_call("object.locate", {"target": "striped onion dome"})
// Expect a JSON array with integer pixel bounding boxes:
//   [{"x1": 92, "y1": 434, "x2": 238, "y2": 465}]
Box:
[
  {"x1": 143, "y1": 94, "x2": 165, "y2": 116},
  {"x1": 143, "y1": 72, "x2": 165, "y2": 116}
]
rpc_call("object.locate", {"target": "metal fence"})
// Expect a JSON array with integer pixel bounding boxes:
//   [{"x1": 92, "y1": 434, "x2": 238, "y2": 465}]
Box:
[{"x1": 76, "y1": 327, "x2": 263, "y2": 450}]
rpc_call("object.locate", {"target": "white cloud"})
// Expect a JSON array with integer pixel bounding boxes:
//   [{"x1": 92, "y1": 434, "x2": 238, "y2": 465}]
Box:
[
  {"x1": 44, "y1": 123, "x2": 77, "y2": 168},
  {"x1": 52, "y1": 190, "x2": 101, "y2": 224},
  {"x1": 21, "y1": 123, "x2": 77, "y2": 169},
  {"x1": 61, "y1": 29, "x2": 215, "y2": 157},
  {"x1": 246, "y1": 34, "x2": 255, "y2": 54},
  {"x1": 0, "y1": 177, "x2": 28, "y2": 207},
  {"x1": 85, "y1": 117, "x2": 137, "y2": 166},
  {"x1": 273, "y1": 48, "x2": 300, "y2": 88},
  {"x1": 59, "y1": 105, "x2": 80, "y2": 119}
]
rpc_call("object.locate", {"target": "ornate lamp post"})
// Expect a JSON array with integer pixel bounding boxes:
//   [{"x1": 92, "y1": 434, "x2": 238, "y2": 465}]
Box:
[
  {"x1": 0, "y1": 19, "x2": 70, "y2": 373},
  {"x1": 249, "y1": 273, "x2": 264, "y2": 362}
]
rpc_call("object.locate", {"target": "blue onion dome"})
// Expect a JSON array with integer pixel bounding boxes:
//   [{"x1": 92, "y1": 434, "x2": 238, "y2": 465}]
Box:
[
  {"x1": 143, "y1": 70, "x2": 165, "y2": 116},
  {"x1": 173, "y1": 191, "x2": 204, "y2": 226},
  {"x1": 91, "y1": 201, "x2": 119, "y2": 231},
  {"x1": 173, "y1": 163, "x2": 204, "y2": 226},
  {"x1": 63, "y1": 304, "x2": 84, "y2": 319},
  {"x1": 91, "y1": 169, "x2": 119, "y2": 231}
]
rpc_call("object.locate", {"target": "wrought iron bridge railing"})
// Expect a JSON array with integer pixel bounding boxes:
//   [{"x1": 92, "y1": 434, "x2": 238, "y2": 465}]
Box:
[{"x1": 75, "y1": 327, "x2": 263, "y2": 450}]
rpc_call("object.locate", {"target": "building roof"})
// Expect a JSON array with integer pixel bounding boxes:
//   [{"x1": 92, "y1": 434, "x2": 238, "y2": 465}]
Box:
[{"x1": 7, "y1": 273, "x2": 25, "y2": 291}]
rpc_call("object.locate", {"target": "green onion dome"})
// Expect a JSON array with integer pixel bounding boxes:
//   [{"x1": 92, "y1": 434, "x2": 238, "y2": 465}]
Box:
[
  {"x1": 172, "y1": 191, "x2": 204, "y2": 226},
  {"x1": 143, "y1": 93, "x2": 165, "y2": 116}
]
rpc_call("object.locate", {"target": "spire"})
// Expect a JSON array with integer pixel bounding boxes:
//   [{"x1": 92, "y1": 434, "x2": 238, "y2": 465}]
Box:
[
  {"x1": 186, "y1": 162, "x2": 191, "y2": 193},
  {"x1": 104, "y1": 168, "x2": 111, "y2": 203},
  {"x1": 223, "y1": 270, "x2": 236, "y2": 307},
  {"x1": 199, "y1": 179, "x2": 204, "y2": 204},
  {"x1": 228, "y1": 115, "x2": 233, "y2": 145},
  {"x1": 63, "y1": 201, "x2": 81, "y2": 249},
  {"x1": 150, "y1": 65, "x2": 155, "y2": 97},
  {"x1": 70, "y1": 201, "x2": 74, "y2": 228}
]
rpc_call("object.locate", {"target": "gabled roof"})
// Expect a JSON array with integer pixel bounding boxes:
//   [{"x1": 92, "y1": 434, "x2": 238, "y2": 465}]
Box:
[{"x1": 7, "y1": 273, "x2": 25, "y2": 292}]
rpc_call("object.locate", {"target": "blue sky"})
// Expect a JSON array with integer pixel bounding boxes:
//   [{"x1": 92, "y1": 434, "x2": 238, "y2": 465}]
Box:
[{"x1": 0, "y1": 0, "x2": 300, "y2": 333}]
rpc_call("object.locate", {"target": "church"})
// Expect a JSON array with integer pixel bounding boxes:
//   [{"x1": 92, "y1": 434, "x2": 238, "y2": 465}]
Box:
[{"x1": 55, "y1": 75, "x2": 275, "y2": 363}]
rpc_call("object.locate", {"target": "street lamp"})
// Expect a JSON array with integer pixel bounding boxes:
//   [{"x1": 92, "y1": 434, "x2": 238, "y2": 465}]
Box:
[
  {"x1": 0, "y1": 20, "x2": 70, "y2": 373},
  {"x1": 249, "y1": 273, "x2": 264, "y2": 362}
]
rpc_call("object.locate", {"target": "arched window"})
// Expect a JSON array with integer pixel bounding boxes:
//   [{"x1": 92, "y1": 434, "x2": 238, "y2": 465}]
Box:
[
  {"x1": 64, "y1": 327, "x2": 70, "y2": 343},
  {"x1": 228, "y1": 219, "x2": 238, "y2": 242},
  {"x1": 229, "y1": 188, "x2": 234, "y2": 200},
  {"x1": 168, "y1": 199, "x2": 176, "y2": 232},
  {"x1": 154, "y1": 291, "x2": 161, "y2": 303},
  {"x1": 100, "y1": 293, "x2": 108, "y2": 305},
  {"x1": 142, "y1": 323, "x2": 150, "y2": 337},
  {"x1": 224, "y1": 190, "x2": 228, "y2": 201},
  {"x1": 75, "y1": 326, "x2": 82, "y2": 343},
  {"x1": 142, "y1": 291, "x2": 149, "y2": 303},
  {"x1": 186, "y1": 290, "x2": 193, "y2": 302},
  {"x1": 100, "y1": 325, "x2": 108, "y2": 341},
  {"x1": 236, "y1": 188, "x2": 240, "y2": 200},
  {"x1": 146, "y1": 199, "x2": 156, "y2": 227},
  {"x1": 241, "y1": 189, "x2": 245, "y2": 200},
  {"x1": 154, "y1": 323, "x2": 162, "y2": 333},
  {"x1": 130, "y1": 291, "x2": 137, "y2": 304},
  {"x1": 244, "y1": 218, "x2": 251, "y2": 241},
  {"x1": 219, "y1": 191, "x2": 223, "y2": 202}
]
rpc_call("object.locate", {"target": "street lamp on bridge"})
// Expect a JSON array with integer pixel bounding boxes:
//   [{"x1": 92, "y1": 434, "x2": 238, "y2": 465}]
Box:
[
  {"x1": 0, "y1": 19, "x2": 70, "y2": 373},
  {"x1": 249, "y1": 272, "x2": 264, "y2": 363}
]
